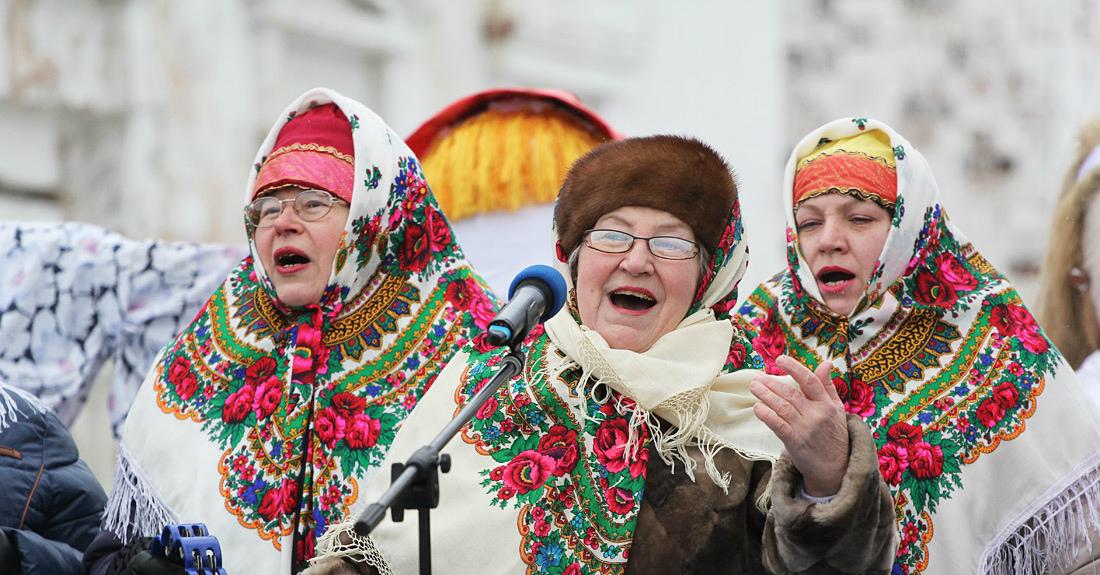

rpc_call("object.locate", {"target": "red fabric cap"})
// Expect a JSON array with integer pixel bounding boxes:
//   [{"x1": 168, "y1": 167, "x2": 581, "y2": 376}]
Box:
[
  {"x1": 793, "y1": 153, "x2": 898, "y2": 207},
  {"x1": 253, "y1": 104, "x2": 355, "y2": 202}
]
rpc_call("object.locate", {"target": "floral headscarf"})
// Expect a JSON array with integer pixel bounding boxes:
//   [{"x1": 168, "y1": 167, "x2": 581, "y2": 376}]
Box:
[
  {"x1": 105, "y1": 88, "x2": 496, "y2": 573},
  {"x1": 318, "y1": 138, "x2": 783, "y2": 574},
  {"x1": 738, "y1": 117, "x2": 1100, "y2": 575}
]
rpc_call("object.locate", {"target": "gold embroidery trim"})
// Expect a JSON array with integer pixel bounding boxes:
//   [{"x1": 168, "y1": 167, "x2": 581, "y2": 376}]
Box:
[
  {"x1": 795, "y1": 187, "x2": 896, "y2": 210},
  {"x1": 967, "y1": 251, "x2": 996, "y2": 276},
  {"x1": 265, "y1": 142, "x2": 354, "y2": 165},
  {"x1": 857, "y1": 308, "x2": 939, "y2": 382},
  {"x1": 253, "y1": 274, "x2": 411, "y2": 347},
  {"x1": 324, "y1": 275, "x2": 409, "y2": 346}
]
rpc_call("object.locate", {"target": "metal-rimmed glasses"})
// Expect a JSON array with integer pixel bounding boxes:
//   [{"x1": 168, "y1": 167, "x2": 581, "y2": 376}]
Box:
[
  {"x1": 582, "y1": 229, "x2": 699, "y2": 260},
  {"x1": 245, "y1": 189, "x2": 347, "y2": 228}
]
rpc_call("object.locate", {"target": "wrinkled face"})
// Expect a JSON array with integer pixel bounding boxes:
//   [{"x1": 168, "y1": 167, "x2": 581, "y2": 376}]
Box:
[
  {"x1": 795, "y1": 193, "x2": 891, "y2": 316},
  {"x1": 575, "y1": 206, "x2": 701, "y2": 353},
  {"x1": 252, "y1": 186, "x2": 349, "y2": 308}
]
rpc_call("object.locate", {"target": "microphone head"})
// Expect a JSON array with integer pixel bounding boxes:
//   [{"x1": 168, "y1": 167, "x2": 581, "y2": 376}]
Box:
[{"x1": 508, "y1": 264, "x2": 568, "y2": 322}]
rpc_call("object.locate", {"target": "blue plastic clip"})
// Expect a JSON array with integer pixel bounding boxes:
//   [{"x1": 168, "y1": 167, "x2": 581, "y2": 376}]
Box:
[{"x1": 149, "y1": 523, "x2": 228, "y2": 575}]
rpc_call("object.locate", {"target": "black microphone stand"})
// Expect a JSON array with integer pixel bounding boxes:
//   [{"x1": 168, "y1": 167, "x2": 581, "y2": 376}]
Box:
[{"x1": 353, "y1": 344, "x2": 526, "y2": 575}]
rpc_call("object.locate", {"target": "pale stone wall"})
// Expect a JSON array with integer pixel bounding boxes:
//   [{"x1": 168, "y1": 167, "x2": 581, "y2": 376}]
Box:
[
  {"x1": 784, "y1": 0, "x2": 1100, "y2": 300},
  {"x1": 0, "y1": 0, "x2": 492, "y2": 243}
]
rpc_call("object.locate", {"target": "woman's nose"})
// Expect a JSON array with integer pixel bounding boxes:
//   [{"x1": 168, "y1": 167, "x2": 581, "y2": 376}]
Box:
[
  {"x1": 619, "y1": 240, "x2": 654, "y2": 274},
  {"x1": 817, "y1": 220, "x2": 846, "y2": 252},
  {"x1": 271, "y1": 202, "x2": 303, "y2": 232}
]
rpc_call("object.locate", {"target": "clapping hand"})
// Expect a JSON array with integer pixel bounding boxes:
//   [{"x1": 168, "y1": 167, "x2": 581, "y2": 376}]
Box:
[{"x1": 749, "y1": 355, "x2": 849, "y2": 497}]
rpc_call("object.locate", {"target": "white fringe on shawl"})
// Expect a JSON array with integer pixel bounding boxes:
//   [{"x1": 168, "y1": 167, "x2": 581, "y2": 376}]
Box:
[
  {"x1": 544, "y1": 308, "x2": 783, "y2": 496},
  {"x1": 979, "y1": 449, "x2": 1100, "y2": 575},
  {"x1": 102, "y1": 441, "x2": 179, "y2": 543},
  {"x1": 566, "y1": 344, "x2": 735, "y2": 490},
  {"x1": 0, "y1": 384, "x2": 45, "y2": 432},
  {"x1": 312, "y1": 519, "x2": 395, "y2": 574}
]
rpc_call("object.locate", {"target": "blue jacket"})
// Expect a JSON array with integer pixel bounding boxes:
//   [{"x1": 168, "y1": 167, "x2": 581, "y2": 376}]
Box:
[{"x1": 0, "y1": 383, "x2": 107, "y2": 575}]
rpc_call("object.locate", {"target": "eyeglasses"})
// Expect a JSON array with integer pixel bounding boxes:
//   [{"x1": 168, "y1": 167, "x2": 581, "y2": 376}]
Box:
[
  {"x1": 583, "y1": 229, "x2": 699, "y2": 260},
  {"x1": 245, "y1": 189, "x2": 346, "y2": 228}
]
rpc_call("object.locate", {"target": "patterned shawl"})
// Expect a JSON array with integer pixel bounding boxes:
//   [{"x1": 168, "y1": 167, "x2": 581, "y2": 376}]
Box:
[
  {"x1": 105, "y1": 88, "x2": 496, "y2": 573},
  {"x1": 317, "y1": 183, "x2": 786, "y2": 574},
  {"x1": 737, "y1": 117, "x2": 1100, "y2": 575}
]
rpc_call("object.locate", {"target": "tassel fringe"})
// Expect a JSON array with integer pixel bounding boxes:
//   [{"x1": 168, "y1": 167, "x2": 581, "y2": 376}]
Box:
[
  {"x1": 979, "y1": 449, "x2": 1100, "y2": 575},
  {"x1": 0, "y1": 385, "x2": 45, "y2": 432},
  {"x1": 569, "y1": 337, "x2": 742, "y2": 492},
  {"x1": 102, "y1": 442, "x2": 179, "y2": 543}
]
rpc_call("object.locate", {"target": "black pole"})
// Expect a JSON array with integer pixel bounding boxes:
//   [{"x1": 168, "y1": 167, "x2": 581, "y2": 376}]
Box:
[
  {"x1": 418, "y1": 508, "x2": 431, "y2": 575},
  {"x1": 353, "y1": 346, "x2": 527, "y2": 575}
]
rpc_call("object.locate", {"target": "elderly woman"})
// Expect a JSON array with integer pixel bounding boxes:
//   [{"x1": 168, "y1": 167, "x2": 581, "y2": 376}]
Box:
[
  {"x1": 82, "y1": 89, "x2": 496, "y2": 574},
  {"x1": 738, "y1": 118, "x2": 1100, "y2": 574},
  {"x1": 307, "y1": 135, "x2": 896, "y2": 574},
  {"x1": 1039, "y1": 118, "x2": 1100, "y2": 405}
]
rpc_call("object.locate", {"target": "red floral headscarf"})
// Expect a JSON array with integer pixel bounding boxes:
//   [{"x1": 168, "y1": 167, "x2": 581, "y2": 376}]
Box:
[{"x1": 107, "y1": 88, "x2": 498, "y2": 574}]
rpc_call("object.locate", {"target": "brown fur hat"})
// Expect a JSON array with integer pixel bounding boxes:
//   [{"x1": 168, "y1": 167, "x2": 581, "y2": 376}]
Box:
[{"x1": 554, "y1": 135, "x2": 737, "y2": 255}]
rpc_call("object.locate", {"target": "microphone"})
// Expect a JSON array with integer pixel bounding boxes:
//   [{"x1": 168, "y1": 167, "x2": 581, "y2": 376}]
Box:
[{"x1": 486, "y1": 265, "x2": 567, "y2": 347}]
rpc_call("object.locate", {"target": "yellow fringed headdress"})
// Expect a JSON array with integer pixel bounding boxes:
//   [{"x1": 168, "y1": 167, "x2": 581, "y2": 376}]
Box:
[{"x1": 406, "y1": 88, "x2": 619, "y2": 222}]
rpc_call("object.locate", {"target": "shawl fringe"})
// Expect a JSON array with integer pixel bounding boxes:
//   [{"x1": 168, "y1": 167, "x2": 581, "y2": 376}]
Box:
[
  {"x1": 979, "y1": 449, "x2": 1100, "y2": 575},
  {"x1": 102, "y1": 442, "x2": 179, "y2": 543},
  {"x1": 0, "y1": 387, "x2": 26, "y2": 432},
  {"x1": 312, "y1": 518, "x2": 394, "y2": 574}
]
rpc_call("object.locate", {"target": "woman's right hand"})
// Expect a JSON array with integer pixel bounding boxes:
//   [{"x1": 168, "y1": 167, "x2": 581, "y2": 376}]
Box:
[{"x1": 749, "y1": 354, "x2": 850, "y2": 497}]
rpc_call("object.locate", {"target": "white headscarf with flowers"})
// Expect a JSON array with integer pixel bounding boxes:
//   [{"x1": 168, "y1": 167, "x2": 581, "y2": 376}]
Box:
[
  {"x1": 738, "y1": 117, "x2": 1100, "y2": 575},
  {"x1": 104, "y1": 88, "x2": 496, "y2": 574}
]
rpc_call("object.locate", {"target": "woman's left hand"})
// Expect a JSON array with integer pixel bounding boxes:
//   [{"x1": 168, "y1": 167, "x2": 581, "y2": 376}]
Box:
[{"x1": 750, "y1": 354, "x2": 849, "y2": 497}]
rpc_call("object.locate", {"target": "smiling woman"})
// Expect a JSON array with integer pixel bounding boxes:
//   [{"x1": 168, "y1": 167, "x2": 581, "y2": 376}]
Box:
[
  {"x1": 305, "y1": 135, "x2": 897, "y2": 575},
  {"x1": 574, "y1": 206, "x2": 702, "y2": 352}
]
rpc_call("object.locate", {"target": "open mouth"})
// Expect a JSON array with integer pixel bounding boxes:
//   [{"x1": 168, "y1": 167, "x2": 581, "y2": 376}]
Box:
[
  {"x1": 816, "y1": 266, "x2": 855, "y2": 291},
  {"x1": 608, "y1": 288, "x2": 657, "y2": 311},
  {"x1": 274, "y1": 247, "x2": 311, "y2": 271},
  {"x1": 819, "y1": 270, "x2": 854, "y2": 285}
]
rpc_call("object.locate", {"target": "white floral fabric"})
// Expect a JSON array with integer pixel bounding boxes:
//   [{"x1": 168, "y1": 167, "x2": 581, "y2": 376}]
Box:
[{"x1": 0, "y1": 221, "x2": 245, "y2": 435}]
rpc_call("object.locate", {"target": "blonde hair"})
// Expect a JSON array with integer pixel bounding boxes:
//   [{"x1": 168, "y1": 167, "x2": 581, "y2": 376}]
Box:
[
  {"x1": 418, "y1": 103, "x2": 607, "y2": 222},
  {"x1": 1038, "y1": 118, "x2": 1100, "y2": 367}
]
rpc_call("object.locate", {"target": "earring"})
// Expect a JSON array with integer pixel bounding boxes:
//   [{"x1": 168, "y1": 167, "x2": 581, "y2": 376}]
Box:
[
  {"x1": 1070, "y1": 267, "x2": 1090, "y2": 294},
  {"x1": 566, "y1": 287, "x2": 580, "y2": 317}
]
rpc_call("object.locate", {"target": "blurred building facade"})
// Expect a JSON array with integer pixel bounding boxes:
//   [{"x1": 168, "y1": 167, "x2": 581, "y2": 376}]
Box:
[{"x1": 784, "y1": 0, "x2": 1100, "y2": 292}]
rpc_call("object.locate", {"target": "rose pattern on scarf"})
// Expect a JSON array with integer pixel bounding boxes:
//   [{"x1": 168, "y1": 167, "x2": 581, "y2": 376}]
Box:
[
  {"x1": 738, "y1": 204, "x2": 1061, "y2": 573},
  {"x1": 748, "y1": 307, "x2": 788, "y2": 376},
  {"x1": 444, "y1": 194, "x2": 760, "y2": 574},
  {"x1": 456, "y1": 335, "x2": 648, "y2": 574},
  {"x1": 382, "y1": 157, "x2": 466, "y2": 279},
  {"x1": 154, "y1": 259, "x2": 486, "y2": 554},
  {"x1": 150, "y1": 157, "x2": 498, "y2": 562}
]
